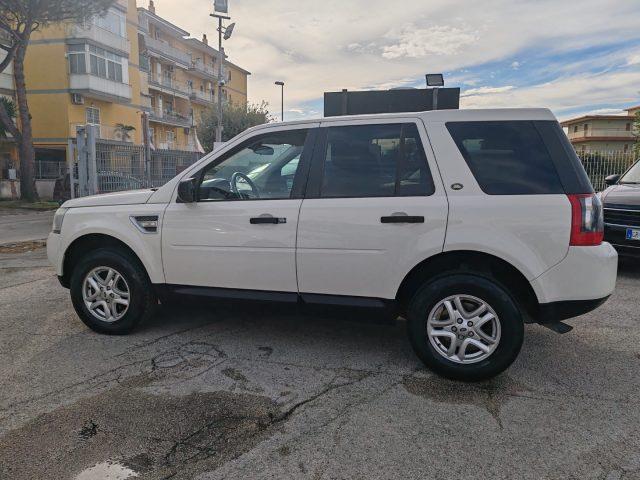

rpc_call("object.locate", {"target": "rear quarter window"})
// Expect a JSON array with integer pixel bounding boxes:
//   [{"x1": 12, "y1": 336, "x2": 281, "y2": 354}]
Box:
[{"x1": 446, "y1": 121, "x2": 564, "y2": 195}]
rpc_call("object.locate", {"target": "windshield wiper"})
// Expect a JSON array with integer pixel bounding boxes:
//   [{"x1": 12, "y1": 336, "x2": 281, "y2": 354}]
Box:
[{"x1": 619, "y1": 181, "x2": 640, "y2": 185}]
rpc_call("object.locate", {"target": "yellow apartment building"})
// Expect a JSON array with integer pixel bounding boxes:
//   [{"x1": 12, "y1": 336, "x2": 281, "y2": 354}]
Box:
[
  {"x1": 17, "y1": 0, "x2": 248, "y2": 167},
  {"x1": 561, "y1": 105, "x2": 639, "y2": 154},
  {"x1": 138, "y1": 1, "x2": 249, "y2": 151}
]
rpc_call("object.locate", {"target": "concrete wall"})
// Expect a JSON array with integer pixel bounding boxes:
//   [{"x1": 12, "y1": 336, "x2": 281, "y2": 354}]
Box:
[{"x1": 0, "y1": 180, "x2": 57, "y2": 200}]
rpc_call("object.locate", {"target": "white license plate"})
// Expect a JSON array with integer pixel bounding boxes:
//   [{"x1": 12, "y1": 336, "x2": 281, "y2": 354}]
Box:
[{"x1": 627, "y1": 229, "x2": 640, "y2": 241}]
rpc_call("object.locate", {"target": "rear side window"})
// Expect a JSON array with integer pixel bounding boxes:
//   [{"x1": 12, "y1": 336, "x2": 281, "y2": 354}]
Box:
[
  {"x1": 446, "y1": 121, "x2": 564, "y2": 195},
  {"x1": 321, "y1": 123, "x2": 435, "y2": 198}
]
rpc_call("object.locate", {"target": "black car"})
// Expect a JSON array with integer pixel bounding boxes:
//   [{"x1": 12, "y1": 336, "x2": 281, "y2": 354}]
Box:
[{"x1": 601, "y1": 158, "x2": 640, "y2": 257}]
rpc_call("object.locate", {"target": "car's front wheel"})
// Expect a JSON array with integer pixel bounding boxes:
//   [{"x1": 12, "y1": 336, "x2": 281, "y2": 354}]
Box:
[
  {"x1": 407, "y1": 274, "x2": 524, "y2": 381},
  {"x1": 70, "y1": 248, "x2": 156, "y2": 335}
]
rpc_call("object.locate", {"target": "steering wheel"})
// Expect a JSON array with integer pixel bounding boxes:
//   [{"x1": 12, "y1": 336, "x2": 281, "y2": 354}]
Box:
[{"x1": 230, "y1": 172, "x2": 260, "y2": 199}]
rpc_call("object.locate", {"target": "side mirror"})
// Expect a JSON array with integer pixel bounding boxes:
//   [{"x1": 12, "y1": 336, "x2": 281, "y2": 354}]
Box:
[
  {"x1": 604, "y1": 174, "x2": 621, "y2": 186},
  {"x1": 177, "y1": 178, "x2": 197, "y2": 203}
]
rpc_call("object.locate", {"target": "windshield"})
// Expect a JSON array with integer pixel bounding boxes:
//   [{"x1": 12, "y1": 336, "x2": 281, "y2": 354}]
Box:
[{"x1": 620, "y1": 160, "x2": 640, "y2": 184}]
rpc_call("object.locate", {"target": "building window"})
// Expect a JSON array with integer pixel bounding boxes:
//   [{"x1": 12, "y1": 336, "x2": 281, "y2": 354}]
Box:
[
  {"x1": 574, "y1": 125, "x2": 579, "y2": 133},
  {"x1": 166, "y1": 130, "x2": 175, "y2": 147},
  {"x1": 92, "y1": 9, "x2": 126, "y2": 38},
  {"x1": 624, "y1": 144, "x2": 629, "y2": 152},
  {"x1": 86, "y1": 107, "x2": 100, "y2": 125},
  {"x1": 583, "y1": 124, "x2": 589, "y2": 132},
  {"x1": 89, "y1": 45, "x2": 124, "y2": 82},
  {"x1": 626, "y1": 123, "x2": 631, "y2": 131},
  {"x1": 69, "y1": 44, "x2": 125, "y2": 83}
]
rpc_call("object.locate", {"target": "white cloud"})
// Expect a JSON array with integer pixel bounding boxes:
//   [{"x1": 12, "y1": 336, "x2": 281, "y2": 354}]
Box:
[
  {"x1": 511, "y1": 61, "x2": 521, "y2": 70},
  {"x1": 382, "y1": 24, "x2": 479, "y2": 59},
  {"x1": 151, "y1": 0, "x2": 640, "y2": 118},
  {"x1": 627, "y1": 54, "x2": 640, "y2": 66},
  {"x1": 462, "y1": 86, "x2": 515, "y2": 96}
]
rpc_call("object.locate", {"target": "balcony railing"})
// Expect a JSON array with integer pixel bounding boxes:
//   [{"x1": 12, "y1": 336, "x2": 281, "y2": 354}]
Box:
[
  {"x1": 147, "y1": 74, "x2": 190, "y2": 97},
  {"x1": 70, "y1": 123, "x2": 136, "y2": 143},
  {"x1": 190, "y1": 61, "x2": 216, "y2": 78},
  {"x1": 67, "y1": 23, "x2": 130, "y2": 54},
  {"x1": 145, "y1": 36, "x2": 191, "y2": 67},
  {"x1": 149, "y1": 107, "x2": 193, "y2": 128},
  {"x1": 567, "y1": 128, "x2": 635, "y2": 140},
  {"x1": 69, "y1": 74, "x2": 132, "y2": 102},
  {"x1": 0, "y1": 71, "x2": 13, "y2": 91},
  {"x1": 189, "y1": 88, "x2": 214, "y2": 104}
]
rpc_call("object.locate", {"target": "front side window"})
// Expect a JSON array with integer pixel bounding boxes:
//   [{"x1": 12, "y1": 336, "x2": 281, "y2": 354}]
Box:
[
  {"x1": 198, "y1": 129, "x2": 309, "y2": 202},
  {"x1": 446, "y1": 121, "x2": 564, "y2": 195},
  {"x1": 320, "y1": 123, "x2": 434, "y2": 198}
]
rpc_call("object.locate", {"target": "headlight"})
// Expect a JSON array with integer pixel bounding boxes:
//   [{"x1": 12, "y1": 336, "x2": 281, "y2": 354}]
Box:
[{"x1": 52, "y1": 208, "x2": 68, "y2": 234}]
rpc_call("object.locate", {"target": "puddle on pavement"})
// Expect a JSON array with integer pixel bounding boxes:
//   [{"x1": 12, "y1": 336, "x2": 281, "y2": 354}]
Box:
[
  {"x1": 0, "y1": 370, "x2": 282, "y2": 479},
  {"x1": 75, "y1": 461, "x2": 139, "y2": 480},
  {"x1": 402, "y1": 374, "x2": 533, "y2": 428}
]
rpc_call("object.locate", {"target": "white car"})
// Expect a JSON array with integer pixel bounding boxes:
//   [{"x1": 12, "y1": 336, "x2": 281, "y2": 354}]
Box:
[{"x1": 47, "y1": 109, "x2": 618, "y2": 380}]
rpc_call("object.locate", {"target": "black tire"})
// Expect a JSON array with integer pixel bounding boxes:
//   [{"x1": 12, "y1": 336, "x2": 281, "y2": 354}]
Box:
[
  {"x1": 70, "y1": 248, "x2": 156, "y2": 335},
  {"x1": 407, "y1": 274, "x2": 524, "y2": 381}
]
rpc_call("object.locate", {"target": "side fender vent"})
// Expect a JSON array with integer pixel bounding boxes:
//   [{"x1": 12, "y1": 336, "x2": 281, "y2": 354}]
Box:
[{"x1": 130, "y1": 215, "x2": 159, "y2": 234}]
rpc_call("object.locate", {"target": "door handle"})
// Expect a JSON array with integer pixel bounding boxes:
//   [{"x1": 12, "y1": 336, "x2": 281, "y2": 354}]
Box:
[
  {"x1": 250, "y1": 216, "x2": 287, "y2": 225},
  {"x1": 381, "y1": 215, "x2": 425, "y2": 224}
]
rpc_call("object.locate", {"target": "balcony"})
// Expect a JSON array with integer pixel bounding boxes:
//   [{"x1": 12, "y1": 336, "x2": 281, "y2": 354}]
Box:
[
  {"x1": 147, "y1": 74, "x2": 190, "y2": 99},
  {"x1": 67, "y1": 24, "x2": 130, "y2": 55},
  {"x1": 144, "y1": 36, "x2": 191, "y2": 68},
  {"x1": 189, "y1": 88, "x2": 214, "y2": 105},
  {"x1": 69, "y1": 74, "x2": 132, "y2": 103},
  {"x1": 567, "y1": 128, "x2": 635, "y2": 143},
  {"x1": 190, "y1": 60, "x2": 216, "y2": 79},
  {"x1": 149, "y1": 107, "x2": 193, "y2": 128}
]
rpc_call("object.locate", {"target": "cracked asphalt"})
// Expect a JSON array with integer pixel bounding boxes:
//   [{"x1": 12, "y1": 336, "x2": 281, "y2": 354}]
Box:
[{"x1": 0, "y1": 245, "x2": 639, "y2": 480}]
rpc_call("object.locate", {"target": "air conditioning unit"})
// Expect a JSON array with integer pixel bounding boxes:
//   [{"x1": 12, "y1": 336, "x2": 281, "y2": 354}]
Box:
[{"x1": 71, "y1": 93, "x2": 84, "y2": 105}]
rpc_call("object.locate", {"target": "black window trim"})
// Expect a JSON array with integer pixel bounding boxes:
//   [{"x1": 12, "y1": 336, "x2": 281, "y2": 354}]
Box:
[
  {"x1": 192, "y1": 127, "x2": 319, "y2": 203},
  {"x1": 305, "y1": 121, "x2": 436, "y2": 200}
]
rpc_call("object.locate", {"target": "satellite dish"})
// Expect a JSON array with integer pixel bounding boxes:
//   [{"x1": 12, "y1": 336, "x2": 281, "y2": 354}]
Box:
[{"x1": 224, "y1": 23, "x2": 235, "y2": 40}]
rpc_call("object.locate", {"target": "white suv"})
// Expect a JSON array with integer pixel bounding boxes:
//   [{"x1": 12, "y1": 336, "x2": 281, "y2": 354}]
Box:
[{"x1": 47, "y1": 109, "x2": 618, "y2": 380}]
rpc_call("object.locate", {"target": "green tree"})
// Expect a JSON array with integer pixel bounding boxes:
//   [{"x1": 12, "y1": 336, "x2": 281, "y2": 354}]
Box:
[
  {"x1": 0, "y1": 96, "x2": 16, "y2": 139},
  {"x1": 0, "y1": 0, "x2": 116, "y2": 201},
  {"x1": 198, "y1": 101, "x2": 273, "y2": 153}
]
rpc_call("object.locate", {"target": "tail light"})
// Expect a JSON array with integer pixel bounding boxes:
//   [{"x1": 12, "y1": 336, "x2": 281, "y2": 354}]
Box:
[{"x1": 567, "y1": 194, "x2": 604, "y2": 246}]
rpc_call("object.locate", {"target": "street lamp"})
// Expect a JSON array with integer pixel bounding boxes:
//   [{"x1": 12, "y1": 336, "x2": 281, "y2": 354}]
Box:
[
  {"x1": 426, "y1": 73, "x2": 445, "y2": 111},
  {"x1": 275, "y1": 81, "x2": 285, "y2": 122},
  {"x1": 211, "y1": 2, "x2": 235, "y2": 144}
]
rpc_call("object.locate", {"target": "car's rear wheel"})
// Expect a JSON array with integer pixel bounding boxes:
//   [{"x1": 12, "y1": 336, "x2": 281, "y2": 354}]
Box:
[
  {"x1": 407, "y1": 274, "x2": 524, "y2": 381},
  {"x1": 70, "y1": 248, "x2": 156, "y2": 335}
]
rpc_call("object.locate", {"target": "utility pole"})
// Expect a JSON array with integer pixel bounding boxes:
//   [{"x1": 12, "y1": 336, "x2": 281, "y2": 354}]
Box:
[
  {"x1": 210, "y1": 1, "x2": 235, "y2": 146},
  {"x1": 275, "y1": 81, "x2": 285, "y2": 122}
]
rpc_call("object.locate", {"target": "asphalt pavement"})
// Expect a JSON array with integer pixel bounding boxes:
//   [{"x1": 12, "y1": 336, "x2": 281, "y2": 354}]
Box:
[
  {"x1": 0, "y1": 242, "x2": 639, "y2": 479},
  {"x1": 0, "y1": 207, "x2": 54, "y2": 246}
]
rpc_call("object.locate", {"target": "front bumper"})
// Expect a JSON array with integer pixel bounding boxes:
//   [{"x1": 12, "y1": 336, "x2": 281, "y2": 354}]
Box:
[
  {"x1": 604, "y1": 224, "x2": 640, "y2": 257},
  {"x1": 46, "y1": 232, "x2": 63, "y2": 276}
]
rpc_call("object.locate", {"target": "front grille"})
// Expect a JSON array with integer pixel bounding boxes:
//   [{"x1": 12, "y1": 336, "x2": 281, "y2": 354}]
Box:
[{"x1": 604, "y1": 206, "x2": 640, "y2": 227}]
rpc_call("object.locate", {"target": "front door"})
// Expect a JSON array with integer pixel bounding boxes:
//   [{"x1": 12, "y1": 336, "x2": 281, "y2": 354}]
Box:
[
  {"x1": 296, "y1": 120, "x2": 449, "y2": 300},
  {"x1": 162, "y1": 124, "x2": 318, "y2": 292}
]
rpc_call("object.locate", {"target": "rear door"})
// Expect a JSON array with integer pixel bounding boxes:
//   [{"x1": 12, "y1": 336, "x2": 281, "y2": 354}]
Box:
[{"x1": 296, "y1": 118, "x2": 449, "y2": 300}]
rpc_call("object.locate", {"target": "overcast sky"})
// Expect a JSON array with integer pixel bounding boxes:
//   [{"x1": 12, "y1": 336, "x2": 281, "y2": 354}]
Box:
[{"x1": 152, "y1": 0, "x2": 640, "y2": 121}]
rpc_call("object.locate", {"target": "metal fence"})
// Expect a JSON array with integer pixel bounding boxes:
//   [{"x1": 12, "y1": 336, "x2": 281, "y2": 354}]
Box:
[
  {"x1": 34, "y1": 160, "x2": 68, "y2": 180},
  {"x1": 94, "y1": 140, "x2": 202, "y2": 194},
  {"x1": 576, "y1": 151, "x2": 637, "y2": 192}
]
